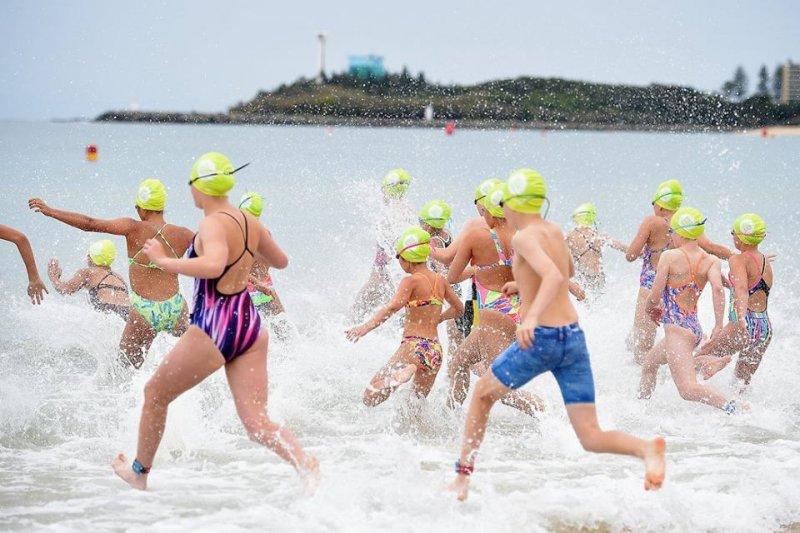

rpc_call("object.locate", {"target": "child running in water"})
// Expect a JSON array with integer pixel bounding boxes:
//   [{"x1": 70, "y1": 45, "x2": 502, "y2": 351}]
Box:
[
  {"x1": 48, "y1": 239, "x2": 130, "y2": 320},
  {"x1": 0, "y1": 223, "x2": 47, "y2": 304},
  {"x1": 449, "y1": 169, "x2": 665, "y2": 502},
  {"x1": 418, "y1": 200, "x2": 463, "y2": 359},
  {"x1": 346, "y1": 227, "x2": 463, "y2": 406},
  {"x1": 638, "y1": 207, "x2": 740, "y2": 413},
  {"x1": 29, "y1": 179, "x2": 194, "y2": 368},
  {"x1": 566, "y1": 203, "x2": 627, "y2": 295},
  {"x1": 112, "y1": 152, "x2": 317, "y2": 491},
  {"x1": 627, "y1": 180, "x2": 733, "y2": 363},
  {"x1": 697, "y1": 213, "x2": 772, "y2": 386},
  {"x1": 239, "y1": 192, "x2": 293, "y2": 341}
]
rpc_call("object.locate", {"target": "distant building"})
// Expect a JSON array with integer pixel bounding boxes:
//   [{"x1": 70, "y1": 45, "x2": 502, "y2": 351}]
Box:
[
  {"x1": 781, "y1": 61, "x2": 800, "y2": 103},
  {"x1": 348, "y1": 55, "x2": 386, "y2": 79}
]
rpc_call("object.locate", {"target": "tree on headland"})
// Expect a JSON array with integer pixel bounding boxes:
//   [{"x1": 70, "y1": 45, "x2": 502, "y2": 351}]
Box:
[
  {"x1": 772, "y1": 64, "x2": 784, "y2": 100},
  {"x1": 722, "y1": 66, "x2": 749, "y2": 102},
  {"x1": 756, "y1": 65, "x2": 769, "y2": 97}
]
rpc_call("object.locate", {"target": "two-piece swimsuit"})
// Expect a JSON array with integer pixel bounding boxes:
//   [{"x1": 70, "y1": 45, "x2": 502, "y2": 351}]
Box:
[
  {"x1": 728, "y1": 252, "x2": 772, "y2": 351},
  {"x1": 570, "y1": 229, "x2": 606, "y2": 291},
  {"x1": 661, "y1": 249, "x2": 705, "y2": 346},
  {"x1": 128, "y1": 223, "x2": 186, "y2": 332},
  {"x1": 402, "y1": 274, "x2": 444, "y2": 372},
  {"x1": 88, "y1": 271, "x2": 130, "y2": 320},
  {"x1": 188, "y1": 212, "x2": 262, "y2": 362},
  {"x1": 474, "y1": 229, "x2": 520, "y2": 323}
]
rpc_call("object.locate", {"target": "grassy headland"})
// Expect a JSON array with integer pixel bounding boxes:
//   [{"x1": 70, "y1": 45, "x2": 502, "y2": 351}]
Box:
[{"x1": 97, "y1": 73, "x2": 800, "y2": 131}]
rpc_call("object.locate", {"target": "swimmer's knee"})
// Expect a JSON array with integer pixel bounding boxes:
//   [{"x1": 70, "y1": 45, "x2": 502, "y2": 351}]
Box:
[{"x1": 143, "y1": 379, "x2": 173, "y2": 407}]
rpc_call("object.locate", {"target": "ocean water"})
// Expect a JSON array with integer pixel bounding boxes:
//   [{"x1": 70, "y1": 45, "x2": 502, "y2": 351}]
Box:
[{"x1": 0, "y1": 122, "x2": 798, "y2": 532}]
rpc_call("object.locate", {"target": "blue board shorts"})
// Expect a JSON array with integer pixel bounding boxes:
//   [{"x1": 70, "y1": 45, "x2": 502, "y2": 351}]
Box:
[{"x1": 491, "y1": 322, "x2": 595, "y2": 404}]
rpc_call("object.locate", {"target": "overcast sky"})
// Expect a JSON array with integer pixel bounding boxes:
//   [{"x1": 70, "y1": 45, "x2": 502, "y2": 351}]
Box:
[{"x1": 1, "y1": 1, "x2": 797, "y2": 120}]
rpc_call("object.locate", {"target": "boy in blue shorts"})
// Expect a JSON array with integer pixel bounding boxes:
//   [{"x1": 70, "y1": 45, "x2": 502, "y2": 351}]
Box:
[{"x1": 449, "y1": 169, "x2": 666, "y2": 501}]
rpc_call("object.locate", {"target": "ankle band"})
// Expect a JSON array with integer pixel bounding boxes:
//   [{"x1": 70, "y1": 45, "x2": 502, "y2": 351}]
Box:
[{"x1": 132, "y1": 458, "x2": 151, "y2": 475}]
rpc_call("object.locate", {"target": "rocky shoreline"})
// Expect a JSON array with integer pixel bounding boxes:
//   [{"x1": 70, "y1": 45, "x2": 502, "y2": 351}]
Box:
[{"x1": 95, "y1": 110, "x2": 739, "y2": 133}]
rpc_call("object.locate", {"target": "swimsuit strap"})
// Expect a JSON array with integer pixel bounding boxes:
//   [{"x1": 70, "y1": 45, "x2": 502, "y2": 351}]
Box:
[
  {"x1": 743, "y1": 251, "x2": 771, "y2": 297},
  {"x1": 218, "y1": 211, "x2": 254, "y2": 279},
  {"x1": 575, "y1": 229, "x2": 602, "y2": 259},
  {"x1": 407, "y1": 273, "x2": 443, "y2": 307},
  {"x1": 475, "y1": 229, "x2": 513, "y2": 271},
  {"x1": 129, "y1": 223, "x2": 178, "y2": 269}
]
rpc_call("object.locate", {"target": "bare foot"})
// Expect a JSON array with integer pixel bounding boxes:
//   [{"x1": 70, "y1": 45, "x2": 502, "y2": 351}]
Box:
[
  {"x1": 642, "y1": 437, "x2": 666, "y2": 491},
  {"x1": 299, "y1": 456, "x2": 320, "y2": 496},
  {"x1": 448, "y1": 474, "x2": 471, "y2": 501},
  {"x1": 112, "y1": 453, "x2": 147, "y2": 490},
  {"x1": 701, "y1": 356, "x2": 732, "y2": 380}
]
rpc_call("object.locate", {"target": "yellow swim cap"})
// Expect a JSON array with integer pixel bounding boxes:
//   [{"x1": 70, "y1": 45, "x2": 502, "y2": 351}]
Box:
[
  {"x1": 136, "y1": 178, "x2": 167, "y2": 211},
  {"x1": 474, "y1": 178, "x2": 502, "y2": 203},
  {"x1": 88, "y1": 239, "x2": 116, "y2": 267},
  {"x1": 239, "y1": 191, "x2": 263, "y2": 218},
  {"x1": 670, "y1": 207, "x2": 706, "y2": 239},
  {"x1": 395, "y1": 227, "x2": 431, "y2": 263},
  {"x1": 504, "y1": 169, "x2": 548, "y2": 215},
  {"x1": 190, "y1": 152, "x2": 248, "y2": 196},
  {"x1": 382, "y1": 169, "x2": 411, "y2": 198},
  {"x1": 419, "y1": 200, "x2": 451, "y2": 229},
  {"x1": 482, "y1": 182, "x2": 507, "y2": 218},
  {"x1": 652, "y1": 179, "x2": 683, "y2": 211},
  {"x1": 732, "y1": 213, "x2": 766, "y2": 245},
  {"x1": 572, "y1": 203, "x2": 597, "y2": 226}
]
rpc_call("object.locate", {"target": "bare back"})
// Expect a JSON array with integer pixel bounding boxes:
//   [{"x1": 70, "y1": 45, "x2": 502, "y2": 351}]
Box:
[
  {"x1": 513, "y1": 221, "x2": 579, "y2": 327},
  {"x1": 467, "y1": 226, "x2": 514, "y2": 291},
  {"x1": 192, "y1": 210, "x2": 261, "y2": 295},
  {"x1": 662, "y1": 247, "x2": 715, "y2": 310},
  {"x1": 127, "y1": 220, "x2": 193, "y2": 300},
  {"x1": 566, "y1": 227, "x2": 605, "y2": 275},
  {"x1": 402, "y1": 271, "x2": 448, "y2": 338}
]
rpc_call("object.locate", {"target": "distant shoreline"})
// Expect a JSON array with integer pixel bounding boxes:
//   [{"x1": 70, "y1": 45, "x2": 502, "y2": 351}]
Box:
[{"x1": 94, "y1": 110, "x2": 748, "y2": 134}]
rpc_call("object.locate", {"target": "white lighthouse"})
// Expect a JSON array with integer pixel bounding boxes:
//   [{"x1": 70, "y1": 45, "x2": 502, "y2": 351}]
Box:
[{"x1": 316, "y1": 32, "x2": 327, "y2": 83}]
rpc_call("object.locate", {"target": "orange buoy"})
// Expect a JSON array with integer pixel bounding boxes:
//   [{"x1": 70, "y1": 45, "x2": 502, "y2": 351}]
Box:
[
  {"x1": 445, "y1": 122, "x2": 456, "y2": 135},
  {"x1": 761, "y1": 127, "x2": 769, "y2": 138},
  {"x1": 86, "y1": 144, "x2": 98, "y2": 162}
]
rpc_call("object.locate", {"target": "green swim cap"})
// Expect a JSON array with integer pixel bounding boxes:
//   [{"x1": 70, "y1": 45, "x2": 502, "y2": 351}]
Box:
[
  {"x1": 239, "y1": 191, "x2": 263, "y2": 218},
  {"x1": 504, "y1": 169, "x2": 547, "y2": 214},
  {"x1": 732, "y1": 213, "x2": 766, "y2": 245},
  {"x1": 652, "y1": 179, "x2": 683, "y2": 211},
  {"x1": 136, "y1": 178, "x2": 167, "y2": 211},
  {"x1": 395, "y1": 226, "x2": 431, "y2": 263},
  {"x1": 474, "y1": 178, "x2": 503, "y2": 203},
  {"x1": 482, "y1": 182, "x2": 507, "y2": 218},
  {"x1": 88, "y1": 239, "x2": 116, "y2": 267},
  {"x1": 419, "y1": 200, "x2": 451, "y2": 229},
  {"x1": 670, "y1": 207, "x2": 706, "y2": 239},
  {"x1": 572, "y1": 203, "x2": 597, "y2": 226},
  {"x1": 382, "y1": 169, "x2": 411, "y2": 198},
  {"x1": 190, "y1": 152, "x2": 238, "y2": 196}
]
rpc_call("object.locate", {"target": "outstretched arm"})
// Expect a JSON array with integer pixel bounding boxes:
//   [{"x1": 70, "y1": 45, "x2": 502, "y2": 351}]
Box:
[
  {"x1": 625, "y1": 218, "x2": 652, "y2": 262},
  {"x1": 0, "y1": 224, "x2": 48, "y2": 304},
  {"x1": 48, "y1": 260, "x2": 89, "y2": 295},
  {"x1": 346, "y1": 277, "x2": 413, "y2": 341},
  {"x1": 698, "y1": 234, "x2": 733, "y2": 260},
  {"x1": 28, "y1": 198, "x2": 136, "y2": 236}
]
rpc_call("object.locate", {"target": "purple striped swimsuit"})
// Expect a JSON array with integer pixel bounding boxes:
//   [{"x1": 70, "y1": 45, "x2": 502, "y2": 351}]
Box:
[{"x1": 187, "y1": 213, "x2": 261, "y2": 362}]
